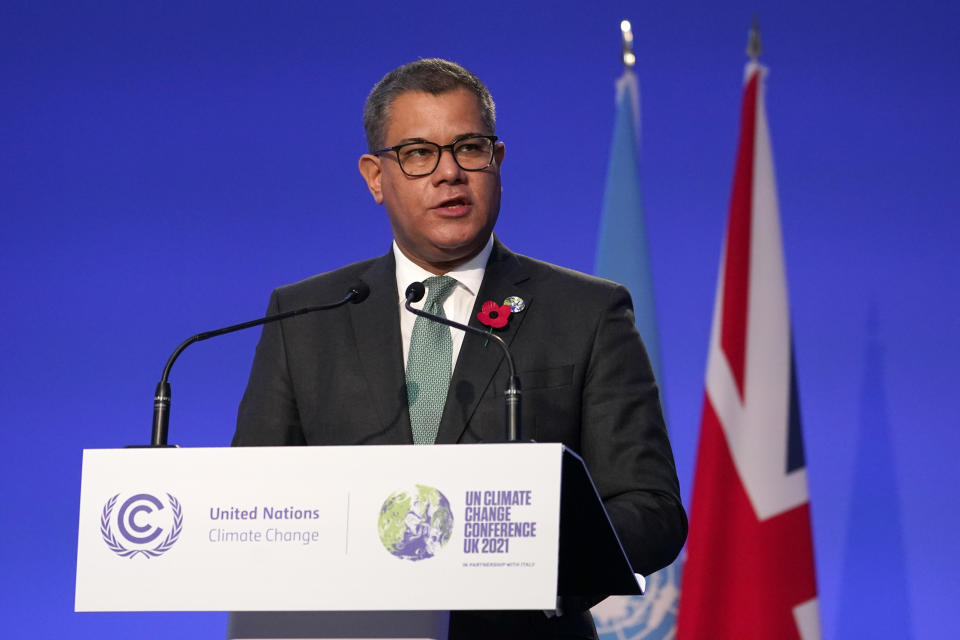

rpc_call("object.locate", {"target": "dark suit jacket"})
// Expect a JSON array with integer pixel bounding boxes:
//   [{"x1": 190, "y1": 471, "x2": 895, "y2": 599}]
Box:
[{"x1": 233, "y1": 238, "x2": 687, "y2": 639}]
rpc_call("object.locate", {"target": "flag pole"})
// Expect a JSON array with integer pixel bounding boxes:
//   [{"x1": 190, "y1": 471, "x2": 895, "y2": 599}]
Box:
[
  {"x1": 620, "y1": 19, "x2": 636, "y2": 69},
  {"x1": 746, "y1": 15, "x2": 762, "y2": 61}
]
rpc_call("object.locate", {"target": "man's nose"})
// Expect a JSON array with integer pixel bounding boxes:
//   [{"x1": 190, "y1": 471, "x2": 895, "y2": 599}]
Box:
[{"x1": 433, "y1": 147, "x2": 465, "y2": 182}]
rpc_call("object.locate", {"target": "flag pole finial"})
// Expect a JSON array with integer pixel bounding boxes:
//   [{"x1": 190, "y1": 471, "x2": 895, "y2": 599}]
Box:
[
  {"x1": 620, "y1": 20, "x2": 636, "y2": 69},
  {"x1": 746, "y1": 15, "x2": 763, "y2": 61}
]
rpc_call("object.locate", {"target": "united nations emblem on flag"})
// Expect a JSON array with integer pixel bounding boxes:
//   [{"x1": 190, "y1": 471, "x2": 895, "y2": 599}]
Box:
[
  {"x1": 100, "y1": 492, "x2": 183, "y2": 558},
  {"x1": 593, "y1": 560, "x2": 682, "y2": 640}
]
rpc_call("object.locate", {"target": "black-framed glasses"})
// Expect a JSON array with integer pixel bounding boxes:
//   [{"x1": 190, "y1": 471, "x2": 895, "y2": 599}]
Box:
[{"x1": 374, "y1": 135, "x2": 499, "y2": 177}]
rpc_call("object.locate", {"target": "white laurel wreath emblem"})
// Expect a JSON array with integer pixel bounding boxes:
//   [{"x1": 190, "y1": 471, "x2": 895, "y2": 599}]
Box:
[{"x1": 100, "y1": 493, "x2": 183, "y2": 558}]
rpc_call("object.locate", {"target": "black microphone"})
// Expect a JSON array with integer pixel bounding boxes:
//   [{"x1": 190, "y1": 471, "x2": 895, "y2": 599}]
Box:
[
  {"x1": 404, "y1": 282, "x2": 522, "y2": 442},
  {"x1": 145, "y1": 283, "x2": 370, "y2": 448}
]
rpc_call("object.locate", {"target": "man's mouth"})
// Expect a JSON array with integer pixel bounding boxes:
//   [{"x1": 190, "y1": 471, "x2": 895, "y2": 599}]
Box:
[{"x1": 435, "y1": 196, "x2": 469, "y2": 211}]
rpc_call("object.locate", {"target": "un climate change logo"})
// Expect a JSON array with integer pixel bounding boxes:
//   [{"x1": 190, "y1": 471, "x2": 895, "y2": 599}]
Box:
[
  {"x1": 377, "y1": 485, "x2": 453, "y2": 561},
  {"x1": 101, "y1": 493, "x2": 182, "y2": 558}
]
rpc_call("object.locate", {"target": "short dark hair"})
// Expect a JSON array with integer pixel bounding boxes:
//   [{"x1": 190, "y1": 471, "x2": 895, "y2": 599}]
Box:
[{"x1": 363, "y1": 58, "x2": 496, "y2": 152}]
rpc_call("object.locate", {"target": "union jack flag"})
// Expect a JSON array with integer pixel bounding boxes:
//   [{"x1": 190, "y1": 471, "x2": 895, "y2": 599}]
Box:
[{"x1": 675, "y1": 61, "x2": 821, "y2": 640}]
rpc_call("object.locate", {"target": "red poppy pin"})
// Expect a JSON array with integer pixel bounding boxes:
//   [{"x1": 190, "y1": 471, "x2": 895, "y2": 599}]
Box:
[
  {"x1": 477, "y1": 297, "x2": 524, "y2": 347},
  {"x1": 477, "y1": 300, "x2": 512, "y2": 329}
]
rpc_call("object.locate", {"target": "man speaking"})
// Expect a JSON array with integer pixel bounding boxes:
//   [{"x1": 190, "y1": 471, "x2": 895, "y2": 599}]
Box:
[{"x1": 233, "y1": 58, "x2": 686, "y2": 640}]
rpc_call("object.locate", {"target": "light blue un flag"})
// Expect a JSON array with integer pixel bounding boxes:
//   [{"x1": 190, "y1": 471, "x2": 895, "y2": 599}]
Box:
[{"x1": 591, "y1": 67, "x2": 682, "y2": 640}]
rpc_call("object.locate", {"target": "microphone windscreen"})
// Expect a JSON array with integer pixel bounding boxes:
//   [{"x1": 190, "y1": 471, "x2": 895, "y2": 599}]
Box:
[
  {"x1": 405, "y1": 281, "x2": 426, "y2": 303},
  {"x1": 349, "y1": 282, "x2": 371, "y2": 304}
]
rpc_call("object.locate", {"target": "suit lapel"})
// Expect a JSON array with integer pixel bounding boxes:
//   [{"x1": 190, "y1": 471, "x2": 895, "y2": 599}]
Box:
[
  {"x1": 435, "y1": 239, "x2": 532, "y2": 444},
  {"x1": 350, "y1": 252, "x2": 414, "y2": 444}
]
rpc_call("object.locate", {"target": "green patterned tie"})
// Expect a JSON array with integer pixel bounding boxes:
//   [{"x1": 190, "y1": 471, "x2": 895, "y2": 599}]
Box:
[{"x1": 407, "y1": 275, "x2": 458, "y2": 444}]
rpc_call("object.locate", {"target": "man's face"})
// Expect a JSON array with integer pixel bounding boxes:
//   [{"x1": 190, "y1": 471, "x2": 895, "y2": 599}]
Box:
[{"x1": 359, "y1": 88, "x2": 505, "y2": 274}]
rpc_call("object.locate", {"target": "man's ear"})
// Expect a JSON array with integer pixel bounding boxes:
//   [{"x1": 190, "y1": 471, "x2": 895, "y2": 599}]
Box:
[
  {"x1": 494, "y1": 140, "x2": 505, "y2": 167},
  {"x1": 358, "y1": 154, "x2": 383, "y2": 204}
]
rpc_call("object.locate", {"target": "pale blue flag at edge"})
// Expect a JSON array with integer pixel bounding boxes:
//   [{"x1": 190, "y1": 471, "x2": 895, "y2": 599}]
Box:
[
  {"x1": 594, "y1": 70, "x2": 663, "y2": 380},
  {"x1": 591, "y1": 69, "x2": 682, "y2": 640}
]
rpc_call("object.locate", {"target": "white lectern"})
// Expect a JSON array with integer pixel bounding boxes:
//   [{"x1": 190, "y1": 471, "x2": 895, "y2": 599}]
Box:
[{"x1": 76, "y1": 443, "x2": 641, "y2": 638}]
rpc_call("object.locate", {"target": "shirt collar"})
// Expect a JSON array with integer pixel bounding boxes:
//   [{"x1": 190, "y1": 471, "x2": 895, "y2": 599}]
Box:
[{"x1": 393, "y1": 235, "x2": 494, "y2": 300}]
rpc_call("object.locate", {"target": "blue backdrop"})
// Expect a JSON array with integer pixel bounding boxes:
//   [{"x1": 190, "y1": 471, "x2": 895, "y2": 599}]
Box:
[{"x1": 1, "y1": 1, "x2": 957, "y2": 637}]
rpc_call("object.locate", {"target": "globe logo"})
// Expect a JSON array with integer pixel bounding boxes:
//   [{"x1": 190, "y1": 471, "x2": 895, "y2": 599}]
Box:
[{"x1": 377, "y1": 485, "x2": 454, "y2": 561}]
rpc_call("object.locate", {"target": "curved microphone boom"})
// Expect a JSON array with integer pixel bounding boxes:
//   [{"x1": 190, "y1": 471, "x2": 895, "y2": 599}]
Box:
[
  {"x1": 147, "y1": 283, "x2": 370, "y2": 447},
  {"x1": 404, "y1": 282, "x2": 522, "y2": 442}
]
